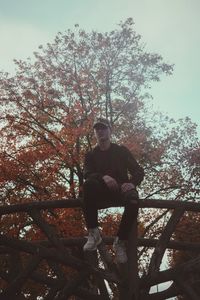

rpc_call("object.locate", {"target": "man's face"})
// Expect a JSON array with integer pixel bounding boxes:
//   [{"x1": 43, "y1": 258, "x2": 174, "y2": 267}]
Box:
[{"x1": 94, "y1": 124, "x2": 111, "y2": 143}]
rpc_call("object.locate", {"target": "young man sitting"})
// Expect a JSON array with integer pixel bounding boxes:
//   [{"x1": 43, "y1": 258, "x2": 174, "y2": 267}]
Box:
[{"x1": 83, "y1": 118, "x2": 144, "y2": 263}]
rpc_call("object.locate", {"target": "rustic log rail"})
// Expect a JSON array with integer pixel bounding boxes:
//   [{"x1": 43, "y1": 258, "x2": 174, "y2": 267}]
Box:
[{"x1": 0, "y1": 198, "x2": 200, "y2": 299}]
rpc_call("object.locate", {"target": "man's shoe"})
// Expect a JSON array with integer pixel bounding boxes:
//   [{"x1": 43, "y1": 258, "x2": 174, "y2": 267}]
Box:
[
  {"x1": 113, "y1": 237, "x2": 128, "y2": 263},
  {"x1": 83, "y1": 228, "x2": 102, "y2": 251}
]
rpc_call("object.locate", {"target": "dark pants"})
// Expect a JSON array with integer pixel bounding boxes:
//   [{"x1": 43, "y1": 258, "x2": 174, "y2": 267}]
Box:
[{"x1": 83, "y1": 178, "x2": 139, "y2": 240}]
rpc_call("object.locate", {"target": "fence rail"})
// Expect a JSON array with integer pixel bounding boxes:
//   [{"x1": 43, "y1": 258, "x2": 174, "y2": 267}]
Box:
[{"x1": 0, "y1": 198, "x2": 200, "y2": 300}]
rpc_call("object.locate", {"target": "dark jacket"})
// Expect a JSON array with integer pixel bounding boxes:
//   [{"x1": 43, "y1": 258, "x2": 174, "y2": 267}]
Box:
[{"x1": 84, "y1": 143, "x2": 144, "y2": 186}]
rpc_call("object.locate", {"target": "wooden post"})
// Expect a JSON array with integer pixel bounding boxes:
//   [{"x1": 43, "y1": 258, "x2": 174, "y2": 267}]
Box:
[
  {"x1": 175, "y1": 278, "x2": 200, "y2": 300},
  {"x1": 127, "y1": 217, "x2": 139, "y2": 300},
  {"x1": 84, "y1": 249, "x2": 110, "y2": 299}
]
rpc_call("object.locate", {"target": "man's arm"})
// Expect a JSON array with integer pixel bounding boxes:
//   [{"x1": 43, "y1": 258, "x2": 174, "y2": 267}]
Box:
[
  {"x1": 83, "y1": 152, "x2": 100, "y2": 180},
  {"x1": 122, "y1": 146, "x2": 144, "y2": 186}
]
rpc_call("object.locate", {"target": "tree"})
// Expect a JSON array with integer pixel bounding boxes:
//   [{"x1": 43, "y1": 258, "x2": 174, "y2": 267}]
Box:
[
  {"x1": 168, "y1": 211, "x2": 200, "y2": 299},
  {"x1": 0, "y1": 18, "x2": 199, "y2": 298}
]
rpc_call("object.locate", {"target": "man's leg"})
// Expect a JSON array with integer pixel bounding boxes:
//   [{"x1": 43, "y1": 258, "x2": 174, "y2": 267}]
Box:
[
  {"x1": 82, "y1": 178, "x2": 109, "y2": 251},
  {"x1": 117, "y1": 188, "x2": 139, "y2": 239},
  {"x1": 113, "y1": 189, "x2": 139, "y2": 263}
]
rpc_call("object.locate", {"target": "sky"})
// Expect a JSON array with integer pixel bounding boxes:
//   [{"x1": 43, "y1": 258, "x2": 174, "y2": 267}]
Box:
[{"x1": 0, "y1": 0, "x2": 200, "y2": 137}]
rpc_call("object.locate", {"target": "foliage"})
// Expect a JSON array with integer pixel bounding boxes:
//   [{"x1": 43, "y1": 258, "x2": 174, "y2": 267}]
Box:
[
  {"x1": 0, "y1": 18, "x2": 198, "y2": 206},
  {"x1": 169, "y1": 212, "x2": 200, "y2": 299},
  {"x1": 0, "y1": 18, "x2": 199, "y2": 298}
]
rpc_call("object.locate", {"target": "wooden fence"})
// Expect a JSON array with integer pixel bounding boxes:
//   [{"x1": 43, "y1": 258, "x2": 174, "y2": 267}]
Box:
[{"x1": 0, "y1": 198, "x2": 200, "y2": 299}]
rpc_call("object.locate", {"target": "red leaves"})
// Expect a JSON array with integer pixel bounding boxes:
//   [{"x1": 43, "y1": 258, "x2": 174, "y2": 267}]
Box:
[
  {"x1": 100, "y1": 213, "x2": 121, "y2": 236},
  {"x1": 0, "y1": 18, "x2": 199, "y2": 254},
  {"x1": 187, "y1": 146, "x2": 200, "y2": 166},
  {"x1": 170, "y1": 212, "x2": 200, "y2": 267}
]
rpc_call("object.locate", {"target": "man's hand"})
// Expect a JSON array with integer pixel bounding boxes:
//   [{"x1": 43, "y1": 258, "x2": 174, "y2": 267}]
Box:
[
  {"x1": 121, "y1": 182, "x2": 135, "y2": 194},
  {"x1": 103, "y1": 175, "x2": 119, "y2": 191},
  {"x1": 121, "y1": 183, "x2": 138, "y2": 204}
]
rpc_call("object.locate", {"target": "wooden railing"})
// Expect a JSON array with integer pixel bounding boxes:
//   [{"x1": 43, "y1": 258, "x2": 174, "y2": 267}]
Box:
[{"x1": 0, "y1": 198, "x2": 200, "y2": 300}]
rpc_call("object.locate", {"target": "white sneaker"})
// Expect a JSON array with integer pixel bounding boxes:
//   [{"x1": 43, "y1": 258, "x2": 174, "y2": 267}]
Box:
[
  {"x1": 83, "y1": 228, "x2": 102, "y2": 251},
  {"x1": 113, "y1": 237, "x2": 128, "y2": 263}
]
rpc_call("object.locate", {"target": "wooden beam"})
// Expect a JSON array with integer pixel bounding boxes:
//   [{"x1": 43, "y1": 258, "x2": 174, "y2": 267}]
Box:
[
  {"x1": 148, "y1": 207, "x2": 185, "y2": 276},
  {"x1": 1, "y1": 198, "x2": 200, "y2": 215},
  {"x1": 175, "y1": 277, "x2": 200, "y2": 300},
  {"x1": 127, "y1": 217, "x2": 139, "y2": 300}
]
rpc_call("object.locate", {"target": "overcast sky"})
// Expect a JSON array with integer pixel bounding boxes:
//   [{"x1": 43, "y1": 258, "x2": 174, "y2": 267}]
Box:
[{"x1": 0, "y1": 0, "x2": 200, "y2": 137}]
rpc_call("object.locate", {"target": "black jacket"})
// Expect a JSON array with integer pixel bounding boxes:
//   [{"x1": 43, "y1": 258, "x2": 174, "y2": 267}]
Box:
[{"x1": 84, "y1": 143, "x2": 144, "y2": 186}]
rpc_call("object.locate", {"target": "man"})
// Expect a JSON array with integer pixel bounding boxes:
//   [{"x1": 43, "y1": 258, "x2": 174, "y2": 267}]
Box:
[{"x1": 83, "y1": 118, "x2": 144, "y2": 263}]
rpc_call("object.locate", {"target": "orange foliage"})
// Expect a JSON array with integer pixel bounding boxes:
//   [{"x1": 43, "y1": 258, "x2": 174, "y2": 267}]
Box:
[
  {"x1": 0, "y1": 20, "x2": 199, "y2": 298},
  {"x1": 170, "y1": 212, "x2": 200, "y2": 267}
]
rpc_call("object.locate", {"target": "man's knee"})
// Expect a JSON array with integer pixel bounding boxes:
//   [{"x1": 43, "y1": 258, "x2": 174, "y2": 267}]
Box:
[
  {"x1": 84, "y1": 178, "x2": 98, "y2": 188},
  {"x1": 83, "y1": 178, "x2": 102, "y2": 196},
  {"x1": 123, "y1": 188, "x2": 139, "y2": 206}
]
